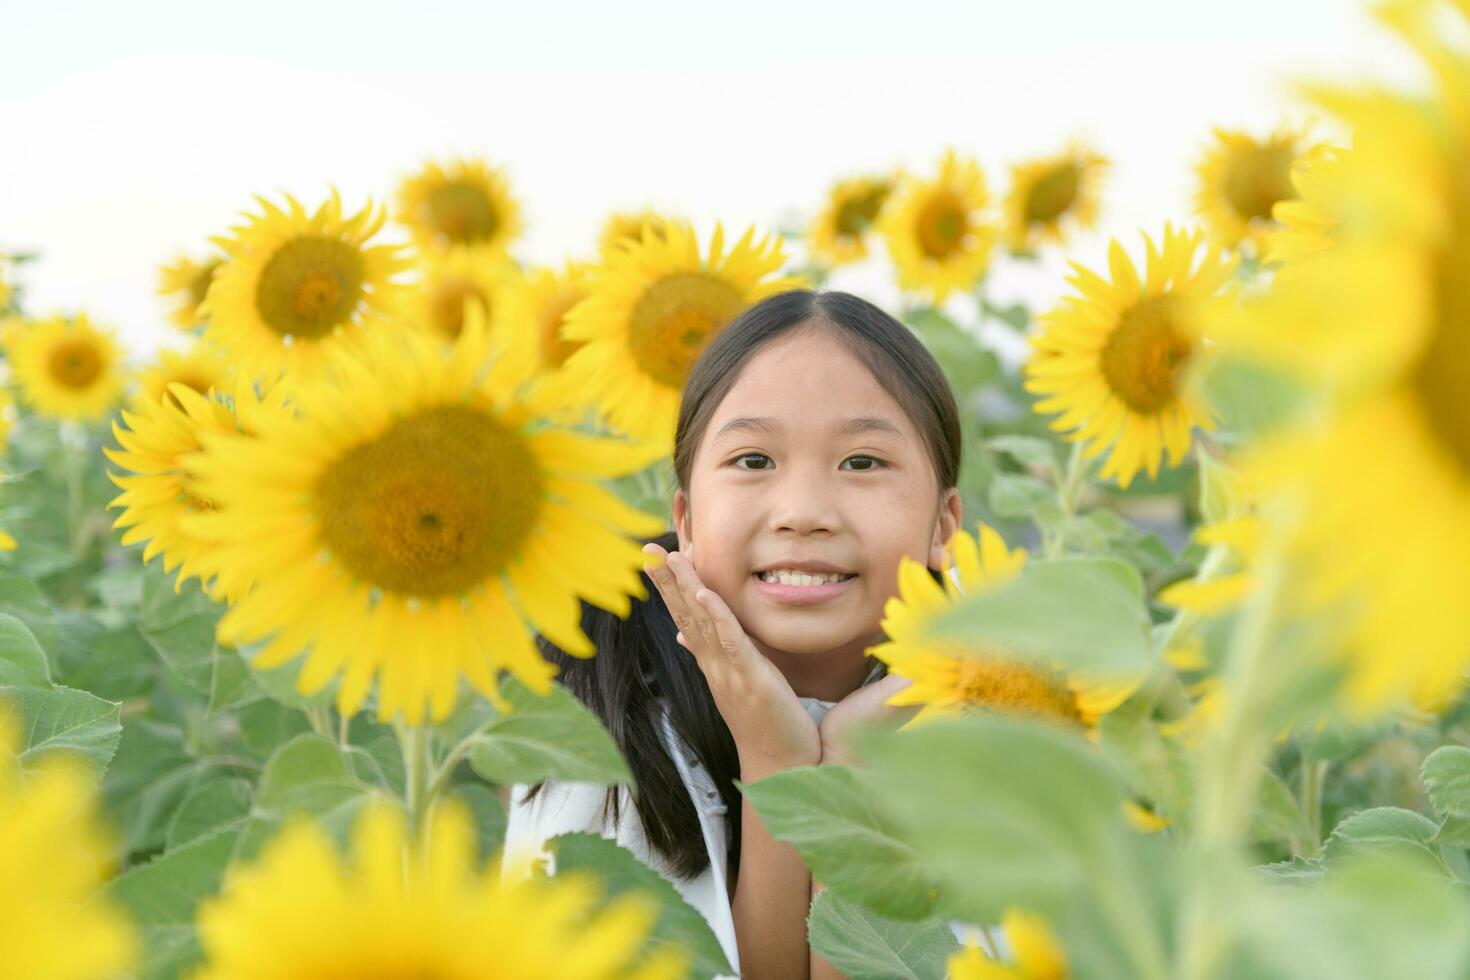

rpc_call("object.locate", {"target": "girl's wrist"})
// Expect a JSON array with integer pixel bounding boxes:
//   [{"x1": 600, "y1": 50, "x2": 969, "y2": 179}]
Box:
[{"x1": 738, "y1": 747, "x2": 820, "y2": 782}]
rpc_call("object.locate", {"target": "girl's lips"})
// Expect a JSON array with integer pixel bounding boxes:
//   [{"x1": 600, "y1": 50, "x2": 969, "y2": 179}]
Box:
[{"x1": 751, "y1": 573, "x2": 858, "y2": 606}]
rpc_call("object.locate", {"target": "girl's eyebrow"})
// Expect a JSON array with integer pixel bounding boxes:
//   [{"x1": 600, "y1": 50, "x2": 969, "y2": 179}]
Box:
[{"x1": 712, "y1": 415, "x2": 904, "y2": 440}]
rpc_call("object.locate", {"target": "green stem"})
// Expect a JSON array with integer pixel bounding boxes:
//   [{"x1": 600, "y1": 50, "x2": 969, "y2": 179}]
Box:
[
  {"x1": 400, "y1": 724, "x2": 432, "y2": 838},
  {"x1": 338, "y1": 709, "x2": 351, "y2": 750},
  {"x1": 1044, "y1": 442, "x2": 1089, "y2": 559},
  {"x1": 304, "y1": 704, "x2": 332, "y2": 738},
  {"x1": 1299, "y1": 759, "x2": 1328, "y2": 858},
  {"x1": 62, "y1": 423, "x2": 87, "y2": 557}
]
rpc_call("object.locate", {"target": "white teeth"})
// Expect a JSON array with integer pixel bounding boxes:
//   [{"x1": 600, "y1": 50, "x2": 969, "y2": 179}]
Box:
[{"x1": 758, "y1": 569, "x2": 851, "y2": 586}]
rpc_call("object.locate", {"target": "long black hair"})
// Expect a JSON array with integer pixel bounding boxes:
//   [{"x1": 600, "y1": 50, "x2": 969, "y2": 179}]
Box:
[{"x1": 523, "y1": 289, "x2": 963, "y2": 881}]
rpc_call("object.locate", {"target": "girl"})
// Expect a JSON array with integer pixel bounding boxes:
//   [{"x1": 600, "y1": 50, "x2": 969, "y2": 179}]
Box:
[{"x1": 505, "y1": 289, "x2": 964, "y2": 979}]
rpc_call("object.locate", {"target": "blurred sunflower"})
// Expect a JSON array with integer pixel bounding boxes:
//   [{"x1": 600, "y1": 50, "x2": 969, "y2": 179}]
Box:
[
  {"x1": 184, "y1": 305, "x2": 664, "y2": 724},
  {"x1": 555, "y1": 220, "x2": 798, "y2": 448},
  {"x1": 0, "y1": 259, "x2": 10, "y2": 309},
  {"x1": 808, "y1": 173, "x2": 897, "y2": 266},
  {"x1": 872, "y1": 525, "x2": 1135, "y2": 731},
  {"x1": 0, "y1": 714, "x2": 137, "y2": 980},
  {"x1": 946, "y1": 907, "x2": 1068, "y2": 980},
  {"x1": 1209, "y1": 0, "x2": 1470, "y2": 712},
  {"x1": 135, "y1": 342, "x2": 234, "y2": 409},
  {"x1": 193, "y1": 803, "x2": 686, "y2": 980},
  {"x1": 398, "y1": 158, "x2": 522, "y2": 255},
  {"x1": 409, "y1": 245, "x2": 512, "y2": 343},
  {"x1": 202, "y1": 192, "x2": 409, "y2": 386},
  {"x1": 157, "y1": 252, "x2": 223, "y2": 330},
  {"x1": 7, "y1": 313, "x2": 127, "y2": 423},
  {"x1": 107, "y1": 379, "x2": 291, "y2": 602},
  {"x1": 599, "y1": 209, "x2": 673, "y2": 257},
  {"x1": 524, "y1": 260, "x2": 592, "y2": 370},
  {"x1": 1004, "y1": 144, "x2": 1109, "y2": 253},
  {"x1": 880, "y1": 150, "x2": 996, "y2": 303},
  {"x1": 1024, "y1": 226, "x2": 1235, "y2": 488},
  {"x1": 1194, "y1": 126, "x2": 1309, "y2": 252}
]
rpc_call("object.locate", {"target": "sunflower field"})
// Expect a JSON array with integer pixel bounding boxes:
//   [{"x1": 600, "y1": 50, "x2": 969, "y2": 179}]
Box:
[{"x1": 3, "y1": 2, "x2": 1470, "y2": 978}]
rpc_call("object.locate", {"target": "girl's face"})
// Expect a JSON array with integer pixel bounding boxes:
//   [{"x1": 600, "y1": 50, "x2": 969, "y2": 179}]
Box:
[{"x1": 674, "y1": 323, "x2": 961, "y2": 661}]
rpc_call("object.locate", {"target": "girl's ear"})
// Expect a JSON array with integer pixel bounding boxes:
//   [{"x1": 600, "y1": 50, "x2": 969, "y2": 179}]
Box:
[
  {"x1": 928, "y1": 488, "x2": 963, "y2": 569},
  {"x1": 673, "y1": 487, "x2": 692, "y2": 552}
]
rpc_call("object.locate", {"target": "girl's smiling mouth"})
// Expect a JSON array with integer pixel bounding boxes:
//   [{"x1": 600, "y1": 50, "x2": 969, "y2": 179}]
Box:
[{"x1": 751, "y1": 561, "x2": 859, "y2": 605}]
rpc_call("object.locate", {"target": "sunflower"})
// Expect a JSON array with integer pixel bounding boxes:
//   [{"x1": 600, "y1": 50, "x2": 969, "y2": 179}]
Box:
[
  {"x1": 407, "y1": 245, "x2": 513, "y2": 343},
  {"x1": 135, "y1": 342, "x2": 235, "y2": 409},
  {"x1": 183, "y1": 304, "x2": 665, "y2": 724},
  {"x1": 193, "y1": 803, "x2": 686, "y2": 980},
  {"x1": 201, "y1": 191, "x2": 410, "y2": 386},
  {"x1": 398, "y1": 158, "x2": 522, "y2": 255},
  {"x1": 0, "y1": 259, "x2": 10, "y2": 310},
  {"x1": 1207, "y1": 0, "x2": 1470, "y2": 713},
  {"x1": 107, "y1": 379, "x2": 291, "y2": 602},
  {"x1": 880, "y1": 150, "x2": 996, "y2": 303},
  {"x1": 158, "y1": 252, "x2": 223, "y2": 330},
  {"x1": 872, "y1": 525, "x2": 1135, "y2": 730},
  {"x1": 598, "y1": 209, "x2": 673, "y2": 258},
  {"x1": 0, "y1": 713, "x2": 137, "y2": 980},
  {"x1": 6, "y1": 313, "x2": 127, "y2": 423},
  {"x1": 524, "y1": 260, "x2": 592, "y2": 370},
  {"x1": 1004, "y1": 144, "x2": 1109, "y2": 253},
  {"x1": 946, "y1": 908, "x2": 1068, "y2": 980},
  {"x1": 1023, "y1": 226, "x2": 1236, "y2": 488},
  {"x1": 808, "y1": 173, "x2": 897, "y2": 266},
  {"x1": 1194, "y1": 126, "x2": 1310, "y2": 252},
  {"x1": 554, "y1": 220, "x2": 799, "y2": 448}
]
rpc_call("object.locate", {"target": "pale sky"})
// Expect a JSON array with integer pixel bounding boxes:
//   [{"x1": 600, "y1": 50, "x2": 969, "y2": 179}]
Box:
[{"x1": 0, "y1": 0, "x2": 1414, "y2": 358}]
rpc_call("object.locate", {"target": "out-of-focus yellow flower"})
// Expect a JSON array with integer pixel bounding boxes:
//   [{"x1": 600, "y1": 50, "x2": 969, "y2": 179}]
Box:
[
  {"x1": 1194, "y1": 125, "x2": 1311, "y2": 252},
  {"x1": 598, "y1": 209, "x2": 675, "y2": 258},
  {"x1": 157, "y1": 253, "x2": 223, "y2": 330},
  {"x1": 1024, "y1": 226, "x2": 1235, "y2": 488},
  {"x1": 808, "y1": 173, "x2": 898, "y2": 266},
  {"x1": 192, "y1": 803, "x2": 686, "y2": 980},
  {"x1": 406, "y1": 245, "x2": 514, "y2": 344},
  {"x1": 398, "y1": 157, "x2": 522, "y2": 256},
  {"x1": 135, "y1": 342, "x2": 235, "y2": 409},
  {"x1": 523, "y1": 260, "x2": 592, "y2": 371},
  {"x1": 1004, "y1": 144, "x2": 1108, "y2": 253},
  {"x1": 946, "y1": 908, "x2": 1068, "y2": 980},
  {"x1": 881, "y1": 150, "x2": 996, "y2": 303},
  {"x1": 6, "y1": 313, "x2": 127, "y2": 423}
]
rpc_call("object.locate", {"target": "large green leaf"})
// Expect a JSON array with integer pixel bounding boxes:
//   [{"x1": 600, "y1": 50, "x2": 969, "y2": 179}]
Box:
[
  {"x1": 0, "y1": 611, "x2": 51, "y2": 687},
  {"x1": 468, "y1": 677, "x2": 631, "y2": 787},
  {"x1": 166, "y1": 776, "x2": 254, "y2": 851},
  {"x1": 0, "y1": 571, "x2": 59, "y2": 652},
  {"x1": 740, "y1": 765, "x2": 940, "y2": 919},
  {"x1": 103, "y1": 718, "x2": 209, "y2": 858},
  {"x1": 0, "y1": 684, "x2": 121, "y2": 776},
  {"x1": 451, "y1": 783, "x2": 508, "y2": 863},
  {"x1": 1423, "y1": 746, "x2": 1470, "y2": 820},
  {"x1": 807, "y1": 889, "x2": 958, "y2": 980},
  {"x1": 234, "y1": 734, "x2": 378, "y2": 860},
  {"x1": 107, "y1": 827, "x2": 240, "y2": 980},
  {"x1": 1324, "y1": 807, "x2": 1444, "y2": 874},
  {"x1": 549, "y1": 832, "x2": 732, "y2": 980},
  {"x1": 921, "y1": 557, "x2": 1153, "y2": 678}
]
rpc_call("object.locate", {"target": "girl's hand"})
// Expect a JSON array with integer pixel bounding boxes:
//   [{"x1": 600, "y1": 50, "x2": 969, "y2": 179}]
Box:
[
  {"x1": 817, "y1": 673, "x2": 919, "y2": 767},
  {"x1": 643, "y1": 541, "x2": 822, "y2": 780}
]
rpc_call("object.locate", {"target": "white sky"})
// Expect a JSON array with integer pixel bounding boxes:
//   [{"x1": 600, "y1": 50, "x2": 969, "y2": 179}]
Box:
[{"x1": 0, "y1": 0, "x2": 1417, "y2": 358}]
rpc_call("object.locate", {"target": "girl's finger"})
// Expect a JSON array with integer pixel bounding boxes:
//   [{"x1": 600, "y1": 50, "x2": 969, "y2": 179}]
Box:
[
  {"x1": 643, "y1": 545, "x2": 706, "y2": 662},
  {"x1": 665, "y1": 552, "x2": 721, "y2": 652},
  {"x1": 693, "y1": 587, "x2": 750, "y2": 662}
]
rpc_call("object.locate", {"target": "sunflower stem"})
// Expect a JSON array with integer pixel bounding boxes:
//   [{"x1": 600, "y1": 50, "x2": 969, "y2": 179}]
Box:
[
  {"x1": 61, "y1": 421, "x2": 88, "y2": 558},
  {"x1": 400, "y1": 724, "x2": 433, "y2": 839},
  {"x1": 1299, "y1": 759, "x2": 1328, "y2": 858},
  {"x1": 304, "y1": 704, "x2": 332, "y2": 739},
  {"x1": 1044, "y1": 441, "x2": 1089, "y2": 558}
]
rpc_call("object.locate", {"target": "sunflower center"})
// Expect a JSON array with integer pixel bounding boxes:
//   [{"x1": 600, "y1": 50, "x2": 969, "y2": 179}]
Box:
[
  {"x1": 1025, "y1": 164, "x2": 1080, "y2": 223},
  {"x1": 835, "y1": 185, "x2": 890, "y2": 238},
  {"x1": 428, "y1": 181, "x2": 500, "y2": 244},
  {"x1": 1420, "y1": 218, "x2": 1470, "y2": 477},
  {"x1": 1223, "y1": 144, "x2": 1296, "y2": 223},
  {"x1": 916, "y1": 193, "x2": 970, "y2": 260},
  {"x1": 428, "y1": 277, "x2": 486, "y2": 339},
  {"x1": 1099, "y1": 296, "x2": 1192, "y2": 414},
  {"x1": 314, "y1": 405, "x2": 542, "y2": 598},
  {"x1": 954, "y1": 655, "x2": 1081, "y2": 723},
  {"x1": 628, "y1": 273, "x2": 744, "y2": 388},
  {"x1": 47, "y1": 339, "x2": 104, "y2": 390},
  {"x1": 255, "y1": 236, "x2": 366, "y2": 340}
]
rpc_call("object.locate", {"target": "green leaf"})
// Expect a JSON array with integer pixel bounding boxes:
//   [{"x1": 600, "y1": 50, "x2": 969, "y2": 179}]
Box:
[
  {"x1": 1434, "y1": 815, "x2": 1470, "y2": 849},
  {"x1": 0, "y1": 571, "x2": 59, "y2": 652},
  {"x1": 0, "y1": 684, "x2": 121, "y2": 776},
  {"x1": 1422, "y1": 746, "x2": 1470, "y2": 820},
  {"x1": 807, "y1": 889, "x2": 958, "y2": 980},
  {"x1": 235, "y1": 734, "x2": 376, "y2": 860},
  {"x1": 986, "y1": 435, "x2": 1057, "y2": 472},
  {"x1": 1256, "y1": 855, "x2": 1325, "y2": 884},
  {"x1": 54, "y1": 617, "x2": 156, "y2": 702},
  {"x1": 903, "y1": 308, "x2": 1000, "y2": 394},
  {"x1": 206, "y1": 645, "x2": 267, "y2": 716},
  {"x1": 549, "y1": 832, "x2": 733, "y2": 980},
  {"x1": 0, "y1": 611, "x2": 51, "y2": 687},
  {"x1": 468, "y1": 677, "x2": 631, "y2": 787},
  {"x1": 987, "y1": 472, "x2": 1053, "y2": 520},
  {"x1": 1250, "y1": 768, "x2": 1312, "y2": 846},
  {"x1": 235, "y1": 642, "x2": 334, "y2": 710},
  {"x1": 104, "y1": 718, "x2": 208, "y2": 858},
  {"x1": 166, "y1": 777, "x2": 253, "y2": 851},
  {"x1": 236, "y1": 699, "x2": 313, "y2": 759},
  {"x1": 1324, "y1": 807, "x2": 1444, "y2": 872},
  {"x1": 1097, "y1": 697, "x2": 1192, "y2": 828},
  {"x1": 451, "y1": 783, "x2": 508, "y2": 862},
  {"x1": 107, "y1": 827, "x2": 240, "y2": 980},
  {"x1": 924, "y1": 557, "x2": 1153, "y2": 678},
  {"x1": 740, "y1": 765, "x2": 940, "y2": 919},
  {"x1": 1200, "y1": 357, "x2": 1311, "y2": 442}
]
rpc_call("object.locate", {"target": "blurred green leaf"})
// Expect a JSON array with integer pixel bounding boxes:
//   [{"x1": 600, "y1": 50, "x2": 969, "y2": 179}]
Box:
[
  {"x1": 988, "y1": 472, "x2": 1053, "y2": 520},
  {"x1": 468, "y1": 677, "x2": 631, "y2": 787},
  {"x1": 0, "y1": 611, "x2": 52, "y2": 687},
  {"x1": 234, "y1": 734, "x2": 377, "y2": 861},
  {"x1": 0, "y1": 684, "x2": 121, "y2": 777},
  {"x1": 986, "y1": 434, "x2": 1057, "y2": 472},
  {"x1": 451, "y1": 783, "x2": 507, "y2": 863},
  {"x1": 1324, "y1": 807, "x2": 1444, "y2": 873},
  {"x1": 807, "y1": 889, "x2": 958, "y2": 980},
  {"x1": 1422, "y1": 746, "x2": 1470, "y2": 820},
  {"x1": 165, "y1": 776, "x2": 253, "y2": 851}
]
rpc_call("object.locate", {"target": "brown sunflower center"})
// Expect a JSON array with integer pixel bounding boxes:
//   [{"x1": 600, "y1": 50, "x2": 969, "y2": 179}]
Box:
[
  {"x1": 315, "y1": 405, "x2": 541, "y2": 598},
  {"x1": 538, "y1": 288, "x2": 586, "y2": 369},
  {"x1": 1025, "y1": 163, "x2": 1081, "y2": 223},
  {"x1": 47, "y1": 338, "x2": 104, "y2": 390},
  {"x1": 427, "y1": 181, "x2": 500, "y2": 244},
  {"x1": 954, "y1": 654, "x2": 1081, "y2": 723},
  {"x1": 427, "y1": 277, "x2": 486, "y2": 339},
  {"x1": 1421, "y1": 221, "x2": 1470, "y2": 477},
  {"x1": 1223, "y1": 144, "x2": 1296, "y2": 223},
  {"x1": 835, "y1": 184, "x2": 891, "y2": 238},
  {"x1": 628, "y1": 273, "x2": 743, "y2": 388},
  {"x1": 255, "y1": 236, "x2": 366, "y2": 340},
  {"x1": 1100, "y1": 296, "x2": 1192, "y2": 414},
  {"x1": 915, "y1": 192, "x2": 971, "y2": 260}
]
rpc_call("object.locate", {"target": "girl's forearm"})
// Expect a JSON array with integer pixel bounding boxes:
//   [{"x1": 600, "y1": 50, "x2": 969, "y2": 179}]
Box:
[
  {"x1": 809, "y1": 879, "x2": 847, "y2": 979},
  {"x1": 733, "y1": 766, "x2": 813, "y2": 980}
]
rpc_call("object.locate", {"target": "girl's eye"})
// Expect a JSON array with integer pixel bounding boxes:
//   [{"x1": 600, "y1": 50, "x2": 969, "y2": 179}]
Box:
[
  {"x1": 731, "y1": 453, "x2": 773, "y2": 470},
  {"x1": 841, "y1": 455, "x2": 886, "y2": 472}
]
